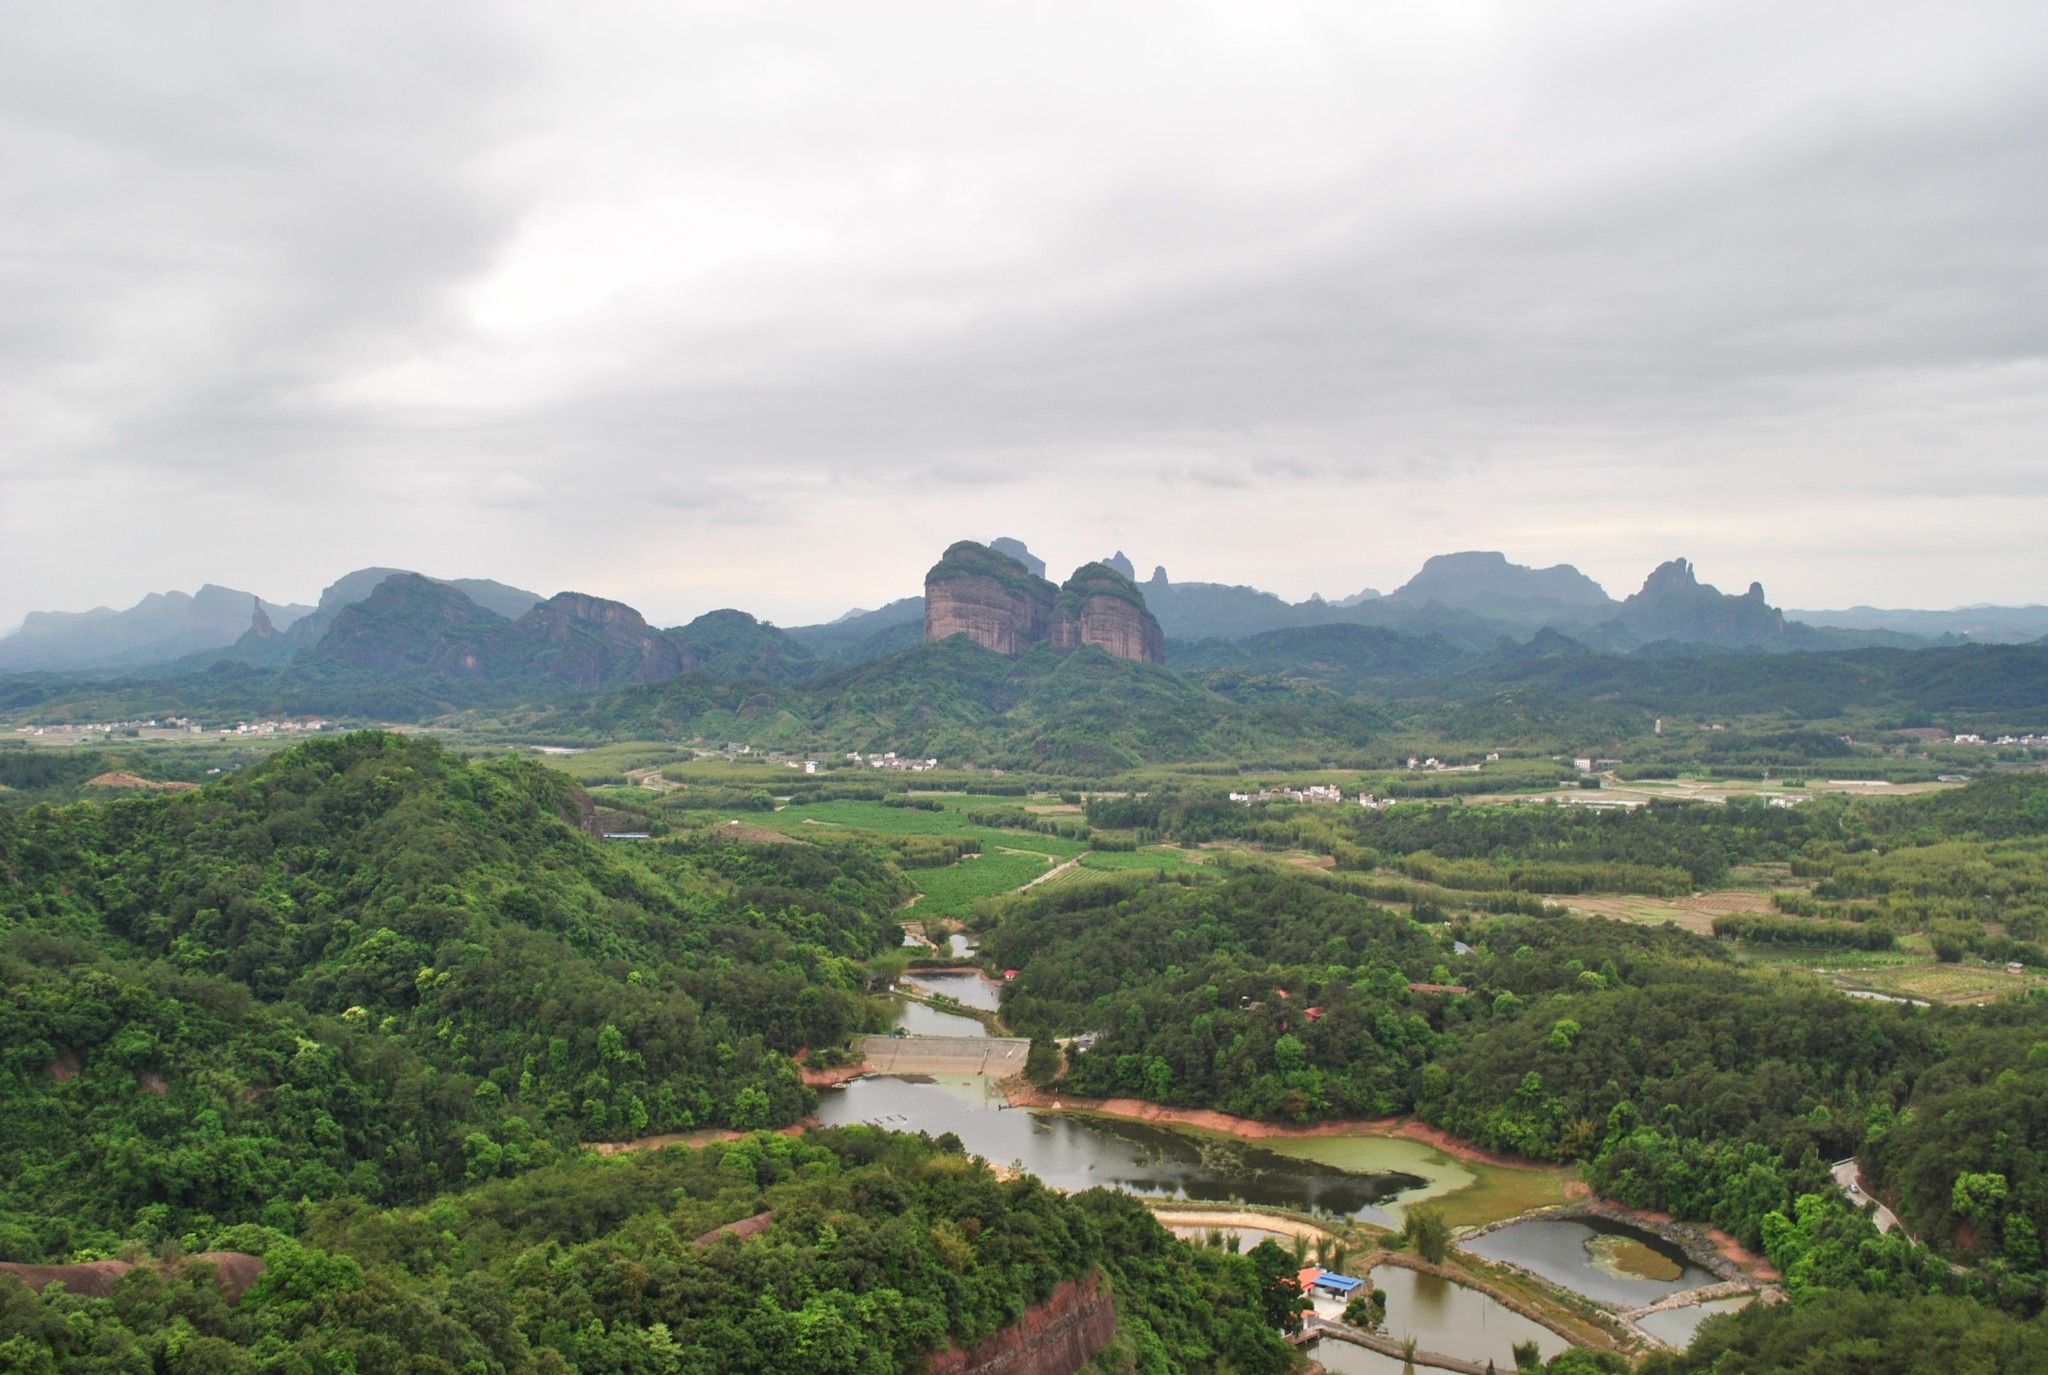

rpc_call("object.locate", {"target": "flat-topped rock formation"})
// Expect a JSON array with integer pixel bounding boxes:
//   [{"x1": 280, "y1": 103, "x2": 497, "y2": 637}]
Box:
[{"x1": 924, "y1": 543, "x2": 1165, "y2": 664}]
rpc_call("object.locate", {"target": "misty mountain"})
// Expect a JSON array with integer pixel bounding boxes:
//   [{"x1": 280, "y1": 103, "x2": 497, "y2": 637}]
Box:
[
  {"x1": 1789, "y1": 604, "x2": 2048, "y2": 644},
  {"x1": 987, "y1": 537, "x2": 1046, "y2": 579},
  {"x1": 1385, "y1": 550, "x2": 1614, "y2": 621},
  {"x1": 298, "y1": 574, "x2": 819, "y2": 689},
  {"x1": 224, "y1": 567, "x2": 545, "y2": 667},
  {"x1": 785, "y1": 597, "x2": 925, "y2": 660},
  {"x1": 0, "y1": 584, "x2": 313, "y2": 672}
]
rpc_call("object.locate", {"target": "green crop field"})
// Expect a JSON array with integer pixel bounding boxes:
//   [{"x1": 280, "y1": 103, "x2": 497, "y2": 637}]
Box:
[
  {"x1": 911, "y1": 851, "x2": 1060, "y2": 917},
  {"x1": 1078, "y1": 847, "x2": 1211, "y2": 873},
  {"x1": 763, "y1": 797, "x2": 1029, "y2": 836},
  {"x1": 746, "y1": 798, "x2": 1089, "y2": 916}
]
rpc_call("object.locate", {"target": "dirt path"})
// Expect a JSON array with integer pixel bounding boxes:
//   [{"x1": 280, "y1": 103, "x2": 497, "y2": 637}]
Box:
[{"x1": 1021, "y1": 855, "x2": 1083, "y2": 889}]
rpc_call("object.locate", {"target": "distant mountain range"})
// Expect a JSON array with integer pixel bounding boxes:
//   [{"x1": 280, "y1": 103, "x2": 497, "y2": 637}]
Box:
[
  {"x1": 4, "y1": 544, "x2": 2044, "y2": 751},
  {"x1": 790, "y1": 545, "x2": 1967, "y2": 660},
  {"x1": 4, "y1": 543, "x2": 2040, "y2": 682},
  {"x1": 0, "y1": 585, "x2": 314, "y2": 673}
]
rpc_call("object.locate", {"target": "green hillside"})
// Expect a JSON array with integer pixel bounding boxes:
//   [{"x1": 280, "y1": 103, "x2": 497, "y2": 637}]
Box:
[{"x1": 0, "y1": 733, "x2": 911, "y2": 1251}]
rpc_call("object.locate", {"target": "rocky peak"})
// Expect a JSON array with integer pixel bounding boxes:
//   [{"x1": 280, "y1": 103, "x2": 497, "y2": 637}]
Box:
[
  {"x1": 1054, "y1": 563, "x2": 1165, "y2": 664},
  {"x1": 1390, "y1": 551, "x2": 1613, "y2": 614},
  {"x1": 1616, "y1": 558, "x2": 1788, "y2": 644},
  {"x1": 988, "y1": 536, "x2": 1047, "y2": 579},
  {"x1": 247, "y1": 597, "x2": 275, "y2": 639},
  {"x1": 923, "y1": 542, "x2": 1165, "y2": 664},
  {"x1": 1102, "y1": 551, "x2": 1136, "y2": 581},
  {"x1": 924, "y1": 542, "x2": 1059, "y2": 657},
  {"x1": 310, "y1": 574, "x2": 512, "y2": 676},
  {"x1": 513, "y1": 592, "x2": 697, "y2": 684},
  {"x1": 1635, "y1": 557, "x2": 1701, "y2": 600}
]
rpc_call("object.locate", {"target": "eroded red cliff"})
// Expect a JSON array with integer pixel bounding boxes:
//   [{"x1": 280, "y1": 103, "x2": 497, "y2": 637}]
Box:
[{"x1": 925, "y1": 1272, "x2": 1120, "y2": 1375}]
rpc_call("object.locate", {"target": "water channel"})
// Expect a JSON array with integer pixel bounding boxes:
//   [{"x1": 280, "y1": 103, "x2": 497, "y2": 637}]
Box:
[{"x1": 1459, "y1": 1217, "x2": 1713, "y2": 1309}]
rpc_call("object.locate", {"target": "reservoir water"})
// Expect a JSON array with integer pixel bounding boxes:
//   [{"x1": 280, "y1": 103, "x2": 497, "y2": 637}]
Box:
[
  {"x1": 891, "y1": 999, "x2": 989, "y2": 1038},
  {"x1": 905, "y1": 970, "x2": 1003, "y2": 1011},
  {"x1": 1460, "y1": 1217, "x2": 1712, "y2": 1308},
  {"x1": 815, "y1": 1074, "x2": 1428, "y2": 1217}
]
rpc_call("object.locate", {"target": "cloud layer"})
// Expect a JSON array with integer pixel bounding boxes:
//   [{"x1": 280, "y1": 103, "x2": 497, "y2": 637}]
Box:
[{"x1": 4, "y1": 1, "x2": 2045, "y2": 632}]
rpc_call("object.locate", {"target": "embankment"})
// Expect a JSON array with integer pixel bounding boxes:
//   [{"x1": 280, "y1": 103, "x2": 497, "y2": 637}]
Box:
[{"x1": 866, "y1": 1034, "x2": 1029, "y2": 1076}]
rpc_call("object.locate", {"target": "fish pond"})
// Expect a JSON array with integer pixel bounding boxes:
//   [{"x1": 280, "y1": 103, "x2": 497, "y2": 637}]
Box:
[
  {"x1": 1636, "y1": 1295, "x2": 1750, "y2": 1349},
  {"x1": 1359, "y1": 1264, "x2": 1569, "y2": 1369},
  {"x1": 1459, "y1": 1216, "x2": 1713, "y2": 1309}
]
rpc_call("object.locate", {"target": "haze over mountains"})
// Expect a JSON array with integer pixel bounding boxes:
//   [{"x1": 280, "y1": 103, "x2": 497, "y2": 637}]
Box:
[{"x1": 3, "y1": 541, "x2": 2043, "y2": 681}]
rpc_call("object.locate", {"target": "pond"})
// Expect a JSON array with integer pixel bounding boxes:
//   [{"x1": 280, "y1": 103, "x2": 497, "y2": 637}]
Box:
[
  {"x1": 1459, "y1": 1217, "x2": 1713, "y2": 1308},
  {"x1": 1636, "y1": 1295, "x2": 1750, "y2": 1349},
  {"x1": 905, "y1": 970, "x2": 1003, "y2": 1011},
  {"x1": 1302, "y1": 1340, "x2": 1409, "y2": 1375},
  {"x1": 815, "y1": 1075, "x2": 1431, "y2": 1217},
  {"x1": 948, "y1": 932, "x2": 978, "y2": 958},
  {"x1": 1253, "y1": 1136, "x2": 1477, "y2": 1219},
  {"x1": 891, "y1": 998, "x2": 988, "y2": 1038},
  {"x1": 1361, "y1": 1264, "x2": 1568, "y2": 1369}
]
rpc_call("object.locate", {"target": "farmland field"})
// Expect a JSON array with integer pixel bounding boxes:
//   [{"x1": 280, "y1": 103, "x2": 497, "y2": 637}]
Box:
[{"x1": 750, "y1": 797, "x2": 1089, "y2": 916}]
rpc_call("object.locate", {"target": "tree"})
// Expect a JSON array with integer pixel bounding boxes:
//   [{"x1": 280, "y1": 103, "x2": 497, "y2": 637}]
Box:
[
  {"x1": 1404, "y1": 1206, "x2": 1451, "y2": 1264},
  {"x1": 1244, "y1": 1239, "x2": 1309, "y2": 1335},
  {"x1": 1343, "y1": 1286, "x2": 1387, "y2": 1331}
]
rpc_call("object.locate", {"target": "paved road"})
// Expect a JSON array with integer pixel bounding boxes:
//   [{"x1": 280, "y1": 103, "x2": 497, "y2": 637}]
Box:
[{"x1": 1832, "y1": 1158, "x2": 1904, "y2": 1236}]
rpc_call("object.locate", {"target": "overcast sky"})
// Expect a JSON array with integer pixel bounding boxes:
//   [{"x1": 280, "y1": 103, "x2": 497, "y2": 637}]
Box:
[{"x1": 3, "y1": 1, "x2": 2045, "y2": 634}]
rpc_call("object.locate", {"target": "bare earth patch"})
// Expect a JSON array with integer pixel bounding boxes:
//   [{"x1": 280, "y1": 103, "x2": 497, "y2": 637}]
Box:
[{"x1": 86, "y1": 772, "x2": 199, "y2": 791}]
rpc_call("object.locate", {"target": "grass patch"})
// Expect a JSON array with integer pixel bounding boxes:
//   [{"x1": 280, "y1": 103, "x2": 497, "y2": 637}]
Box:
[
  {"x1": 1429, "y1": 1160, "x2": 1576, "y2": 1230},
  {"x1": 1078, "y1": 847, "x2": 1211, "y2": 873}
]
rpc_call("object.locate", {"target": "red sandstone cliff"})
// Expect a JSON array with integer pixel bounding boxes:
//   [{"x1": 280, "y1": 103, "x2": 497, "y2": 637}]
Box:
[
  {"x1": 1051, "y1": 594, "x2": 1166, "y2": 665},
  {"x1": 925, "y1": 1272, "x2": 1121, "y2": 1375},
  {"x1": 924, "y1": 542, "x2": 1060, "y2": 656},
  {"x1": 924, "y1": 544, "x2": 1165, "y2": 666}
]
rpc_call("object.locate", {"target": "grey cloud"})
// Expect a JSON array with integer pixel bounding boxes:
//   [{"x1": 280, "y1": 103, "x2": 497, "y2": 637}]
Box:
[{"x1": 4, "y1": 1, "x2": 2047, "y2": 630}]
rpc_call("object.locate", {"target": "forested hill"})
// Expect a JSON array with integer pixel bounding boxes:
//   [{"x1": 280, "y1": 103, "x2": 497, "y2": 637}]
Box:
[
  {"x1": 0, "y1": 732, "x2": 913, "y2": 1256},
  {"x1": 0, "y1": 1129, "x2": 1300, "y2": 1375},
  {"x1": 526, "y1": 635, "x2": 1385, "y2": 770}
]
